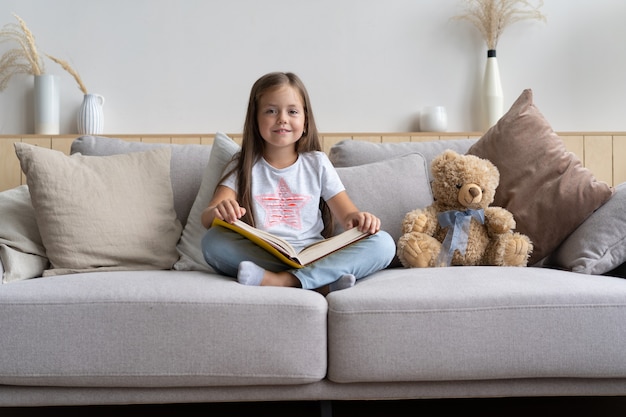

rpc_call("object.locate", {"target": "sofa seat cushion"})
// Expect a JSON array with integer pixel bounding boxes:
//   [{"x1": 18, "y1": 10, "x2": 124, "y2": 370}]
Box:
[
  {"x1": 327, "y1": 267, "x2": 626, "y2": 383},
  {"x1": 0, "y1": 271, "x2": 327, "y2": 387}
]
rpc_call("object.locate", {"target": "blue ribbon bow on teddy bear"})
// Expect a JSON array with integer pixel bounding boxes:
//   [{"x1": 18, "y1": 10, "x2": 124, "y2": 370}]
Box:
[{"x1": 436, "y1": 209, "x2": 485, "y2": 267}]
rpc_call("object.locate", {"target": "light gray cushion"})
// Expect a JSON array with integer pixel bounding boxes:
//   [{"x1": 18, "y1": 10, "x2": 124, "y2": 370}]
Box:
[
  {"x1": 0, "y1": 270, "x2": 327, "y2": 387},
  {"x1": 327, "y1": 267, "x2": 626, "y2": 383},
  {"x1": 0, "y1": 185, "x2": 48, "y2": 283},
  {"x1": 0, "y1": 246, "x2": 48, "y2": 284},
  {"x1": 547, "y1": 183, "x2": 626, "y2": 275},
  {"x1": 71, "y1": 135, "x2": 212, "y2": 225},
  {"x1": 336, "y1": 154, "x2": 432, "y2": 267},
  {"x1": 329, "y1": 138, "x2": 476, "y2": 180},
  {"x1": 174, "y1": 133, "x2": 240, "y2": 272},
  {"x1": 15, "y1": 143, "x2": 182, "y2": 276}
]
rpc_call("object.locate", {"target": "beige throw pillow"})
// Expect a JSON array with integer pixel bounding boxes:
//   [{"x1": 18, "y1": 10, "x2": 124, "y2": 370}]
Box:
[
  {"x1": 14, "y1": 143, "x2": 182, "y2": 276},
  {"x1": 467, "y1": 89, "x2": 614, "y2": 264}
]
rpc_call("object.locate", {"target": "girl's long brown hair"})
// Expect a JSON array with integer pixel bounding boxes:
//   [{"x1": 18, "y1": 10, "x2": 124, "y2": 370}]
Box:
[{"x1": 222, "y1": 72, "x2": 333, "y2": 237}]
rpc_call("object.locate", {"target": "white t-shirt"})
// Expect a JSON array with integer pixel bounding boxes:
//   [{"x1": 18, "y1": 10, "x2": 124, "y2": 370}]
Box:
[{"x1": 221, "y1": 151, "x2": 345, "y2": 250}]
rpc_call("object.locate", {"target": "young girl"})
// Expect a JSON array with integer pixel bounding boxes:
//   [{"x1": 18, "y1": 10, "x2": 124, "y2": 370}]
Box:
[{"x1": 201, "y1": 72, "x2": 395, "y2": 293}]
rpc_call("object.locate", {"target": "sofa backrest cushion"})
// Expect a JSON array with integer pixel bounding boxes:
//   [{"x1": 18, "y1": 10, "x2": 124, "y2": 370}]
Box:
[
  {"x1": 71, "y1": 135, "x2": 212, "y2": 226},
  {"x1": 328, "y1": 139, "x2": 477, "y2": 267},
  {"x1": 329, "y1": 138, "x2": 477, "y2": 180}
]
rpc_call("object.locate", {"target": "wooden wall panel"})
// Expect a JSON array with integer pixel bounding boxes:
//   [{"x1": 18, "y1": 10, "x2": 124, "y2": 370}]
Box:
[
  {"x1": 560, "y1": 135, "x2": 584, "y2": 161},
  {"x1": 614, "y1": 135, "x2": 626, "y2": 186},
  {"x1": 584, "y1": 135, "x2": 614, "y2": 186},
  {"x1": 0, "y1": 132, "x2": 623, "y2": 192},
  {"x1": 0, "y1": 138, "x2": 21, "y2": 192}
]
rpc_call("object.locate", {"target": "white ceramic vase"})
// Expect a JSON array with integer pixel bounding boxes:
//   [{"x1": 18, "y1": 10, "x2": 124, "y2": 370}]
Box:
[
  {"x1": 420, "y1": 106, "x2": 448, "y2": 132},
  {"x1": 34, "y1": 74, "x2": 60, "y2": 134},
  {"x1": 77, "y1": 93, "x2": 105, "y2": 135},
  {"x1": 483, "y1": 49, "x2": 503, "y2": 130}
]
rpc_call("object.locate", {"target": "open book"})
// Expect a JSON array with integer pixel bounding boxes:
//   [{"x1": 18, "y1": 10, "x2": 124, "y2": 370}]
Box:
[{"x1": 212, "y1": 218, "x2": 371, "y2": 269}]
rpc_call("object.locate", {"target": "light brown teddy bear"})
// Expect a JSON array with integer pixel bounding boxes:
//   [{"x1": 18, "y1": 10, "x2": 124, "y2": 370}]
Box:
[{"x1": 397, "y1": 149, "x2": 532, "y2": 268}]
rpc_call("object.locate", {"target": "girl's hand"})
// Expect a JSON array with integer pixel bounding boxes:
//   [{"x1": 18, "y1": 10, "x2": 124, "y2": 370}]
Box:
[
  {"x1": 344, "y1": 211, "x2": 381, "y2": 234},
  {"x1": 326, "y1": 191, "x2": 380, "y2": 234},
  {"x1": 201, "y1": 186, "x2": 243, "y2": 228},
  {"x1": 211, "y1": 199, "x2": 246, "y2": 224}
]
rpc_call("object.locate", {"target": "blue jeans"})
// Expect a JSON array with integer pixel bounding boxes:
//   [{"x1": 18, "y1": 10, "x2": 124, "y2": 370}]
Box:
[{"x1": 201, "y1": 226, "x2": 396, "y2": 290}]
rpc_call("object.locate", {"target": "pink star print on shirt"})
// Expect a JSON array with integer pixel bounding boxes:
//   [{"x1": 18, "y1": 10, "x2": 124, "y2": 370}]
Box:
[{"x1": 255, "y1": 178, "x2": 312, "y2": 229}]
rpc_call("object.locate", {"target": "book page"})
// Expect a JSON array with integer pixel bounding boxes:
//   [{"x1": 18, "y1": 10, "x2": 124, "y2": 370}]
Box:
[
  {"x1": 295, "y1": 227, "x2": 369, "y2": 265},
  {"x1": 213, "y1": 218, "x2": 298, "y2": 258},
  {"x1": 212, "y1": 218, "x2": 370, "y2": 267}
]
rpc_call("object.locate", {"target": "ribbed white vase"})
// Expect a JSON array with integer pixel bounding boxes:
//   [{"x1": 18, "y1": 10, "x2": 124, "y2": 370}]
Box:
[
  {"x1": 483, "y1": 49, "x2": 503, "y2": 130},
  {"x1": 77, "y1": 93, "x2": 105, "y2": 135},
  {"x1": 34, "y1": 74, "x2": 60, "y2": 134}
]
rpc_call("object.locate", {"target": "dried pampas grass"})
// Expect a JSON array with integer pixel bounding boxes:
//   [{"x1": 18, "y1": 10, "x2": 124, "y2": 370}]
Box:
[
  {"x1": 454, "y1": 0, "x2": 546, "y2": 50},
  {"x1": 47, "y1": 54, "x2": 88, "y2": 94},
  {"x1": 0, "y1": 13, "x2": 45, "y2": 91}
]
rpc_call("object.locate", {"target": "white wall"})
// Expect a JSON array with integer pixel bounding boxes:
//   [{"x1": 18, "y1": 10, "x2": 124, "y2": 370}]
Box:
[{"x1": 0, "y1": 0, "x2": 625, "y2": 134}]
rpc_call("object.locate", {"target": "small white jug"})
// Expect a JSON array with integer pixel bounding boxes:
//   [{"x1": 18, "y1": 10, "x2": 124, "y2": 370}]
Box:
[{"x1": 77, "y1": 93, "x2": 105, "y2": 135}]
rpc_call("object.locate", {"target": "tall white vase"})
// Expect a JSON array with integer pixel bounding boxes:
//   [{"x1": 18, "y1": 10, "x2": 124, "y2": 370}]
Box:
[
  {"x1": 34, "y1": 74, "x2": 60, "y2": 134},
  {"x1": 483, "y1": 49, "x2": 503, "y2": 131},
  {"x1": 77, "y1": 93, "x2": 105, "y2": 135}
]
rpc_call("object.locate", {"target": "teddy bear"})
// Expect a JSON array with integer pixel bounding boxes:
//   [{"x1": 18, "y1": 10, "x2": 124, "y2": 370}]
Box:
[{"x1": 396, "y1": 149, "x2": 532, "y2": 268}]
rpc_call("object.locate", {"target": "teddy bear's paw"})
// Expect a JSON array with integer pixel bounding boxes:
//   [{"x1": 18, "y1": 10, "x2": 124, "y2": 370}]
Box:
[
  {"x1": 485, "y1": 207, "x2": 516, "y2": 234},
  {"x1": 410, "y1": 213, "x2": 429, "y2": 233},
  {"x1": 402, "y1": 210, "x2": 429, "y2": 234},
  {"x1": 503, "y1": 234, "x2": 533, "y2": 266},
  {"x1": 397, "y1": 234, "x2": 438, "y2": 268}
]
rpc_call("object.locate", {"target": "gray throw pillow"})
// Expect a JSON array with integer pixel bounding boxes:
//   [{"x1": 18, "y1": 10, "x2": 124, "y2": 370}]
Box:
[
  {"x1": 174, "y1": 133, "x2": 240, "y2": 272},
  {"x1": 547, "y1": 183, "x2": 626, "y2": 275},
  {"x1": 336, "y1": 153, "x2": 433, "y2": 267}
]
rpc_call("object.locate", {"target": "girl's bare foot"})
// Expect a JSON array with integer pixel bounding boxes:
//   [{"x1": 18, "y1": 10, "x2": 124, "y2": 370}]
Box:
[{"x1": 262, "y1": 270, "x2": 301, "y2": 287}]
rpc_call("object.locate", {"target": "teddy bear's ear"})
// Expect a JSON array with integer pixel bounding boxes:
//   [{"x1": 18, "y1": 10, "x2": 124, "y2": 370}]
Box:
[
  {"x1": 431, "y1": 149, "x2": 459, "y2": 173},
  {"x1": 440, "y1": 149, "x2": 459, "y2": 160}
]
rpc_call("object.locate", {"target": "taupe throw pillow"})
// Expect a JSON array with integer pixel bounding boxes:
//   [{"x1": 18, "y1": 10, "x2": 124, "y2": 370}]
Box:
[
  {"x1": 467, "y1": 89, "x2": 614, "y2": 265},
  {"x1": 14, "y1": 143, "x2": 182, "y2": 276}
]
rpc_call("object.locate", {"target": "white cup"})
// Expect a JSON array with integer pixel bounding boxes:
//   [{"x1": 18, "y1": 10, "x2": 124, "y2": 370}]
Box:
[{"x1": 419, "y1": 106, "x2": 447, "y2": 132}]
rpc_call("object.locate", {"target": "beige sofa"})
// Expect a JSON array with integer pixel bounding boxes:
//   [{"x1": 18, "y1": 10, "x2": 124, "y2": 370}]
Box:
[{"x1": 2, "y1": 90, "x2": 626, "y2": 415}]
